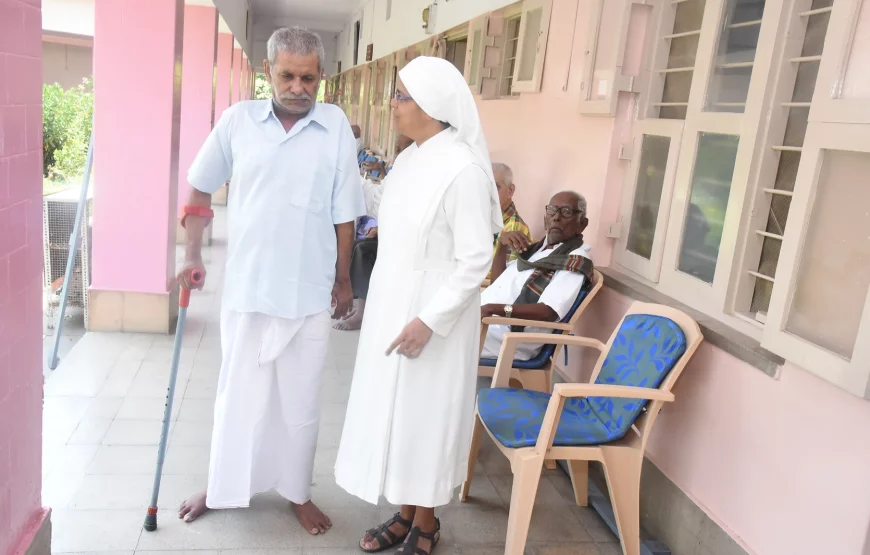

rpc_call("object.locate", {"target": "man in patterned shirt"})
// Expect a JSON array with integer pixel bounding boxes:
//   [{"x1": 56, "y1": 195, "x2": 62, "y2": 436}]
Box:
[{"x1": 489, "y1": 163, "x2": 532, "y2": 278}]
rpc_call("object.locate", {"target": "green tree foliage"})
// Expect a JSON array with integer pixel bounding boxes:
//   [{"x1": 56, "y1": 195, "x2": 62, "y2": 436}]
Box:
[
  {"x1": 255, "y1": 73, "x2": 271, "y2": 100},
  {"x1": 43, "y1": 78, "x2": 93, "y2": 183}
]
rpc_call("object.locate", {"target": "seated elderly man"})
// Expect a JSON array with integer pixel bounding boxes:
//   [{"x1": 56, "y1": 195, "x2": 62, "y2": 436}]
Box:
[
  {"x1": 490, "y1": 162, "x2": 532, "y2": 276},
  {"x1": 334, "y1": 134, "x2": 414, "y2": 331},
  {"x1": 480, "y1": 190, "x2": 594, "y2": 360}
]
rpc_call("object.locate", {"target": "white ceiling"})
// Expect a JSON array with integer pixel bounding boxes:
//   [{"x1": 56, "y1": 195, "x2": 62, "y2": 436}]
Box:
[{"x1": 250, "y1": 0, "x2": 359, "y2": 32}]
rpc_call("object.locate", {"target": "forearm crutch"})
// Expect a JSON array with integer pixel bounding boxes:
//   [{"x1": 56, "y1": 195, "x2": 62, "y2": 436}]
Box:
[{"x1": 143, "y1": 271, "x2": 203, "y2": 532}]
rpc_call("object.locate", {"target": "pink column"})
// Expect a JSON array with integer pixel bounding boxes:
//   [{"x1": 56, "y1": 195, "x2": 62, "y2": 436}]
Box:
[
  {"x1": 215, "y1": 32, "x2": 233, "y2": 118},
  {"x1": 248, "y1": 60, "x2": 254, "y2": 99},
  {"x1": 240, "y1": 53, "x2": 248, "y2": 101},
  {"x1": 251, "y1": 61, "x2": 257, "y2": 98},
  {"x1": 232, "y1": 46, "x2": 242, "y2": 103},
  {"x1": 177, "y1": 5, "x2": 218, "y2": 212},
  {"x1": 90, "y1": 0, "x2": 184, "y2": 332},
  {"x1": 0, "y1": 1, "x2": 50, "y2": 555}
]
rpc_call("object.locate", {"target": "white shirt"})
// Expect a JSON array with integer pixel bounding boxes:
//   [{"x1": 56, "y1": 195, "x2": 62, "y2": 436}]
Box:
[
  {"x1": 480, "y1": 243, "x2": 592, "y2": 361},
  {"x1": 361, "y1": 176, "x2": 383, "y2": 218},
  {"x1": 187, "y1": 100, "x2": 365, "y2": 320}
]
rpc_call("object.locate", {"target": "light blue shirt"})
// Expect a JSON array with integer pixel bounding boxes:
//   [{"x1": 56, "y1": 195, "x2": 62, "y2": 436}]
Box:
[{"x1": 188, "y1": 100, "x2": 365, "y2": 320}]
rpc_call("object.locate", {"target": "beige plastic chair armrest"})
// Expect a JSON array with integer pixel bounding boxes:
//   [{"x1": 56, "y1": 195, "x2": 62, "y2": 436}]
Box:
[
  {"x1": 531, "y1": 385, "x2": 673, "y2": 454},
  {"x1": 489, "y1": 333, "x2": 606, "y2": 388},
  {"x1": 553, "y1": 383, "x2": 675, "y2": 402},
  {"x1": 481, "y1": 316, "x2": 573, "y2": 331},
  {"x1": 501, "y1": 332, "x2": 605, "y2": 352}
]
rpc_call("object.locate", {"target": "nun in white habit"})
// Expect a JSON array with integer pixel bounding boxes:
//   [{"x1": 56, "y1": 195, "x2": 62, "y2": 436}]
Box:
[{"x1": 335, "y1": 56, "x2": 502, "y2": 554}]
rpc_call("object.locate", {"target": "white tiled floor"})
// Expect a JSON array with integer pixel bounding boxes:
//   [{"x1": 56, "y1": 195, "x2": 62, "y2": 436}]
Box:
[{"x1": 42, "y1": 208, "x2": 620, "y2": 555}]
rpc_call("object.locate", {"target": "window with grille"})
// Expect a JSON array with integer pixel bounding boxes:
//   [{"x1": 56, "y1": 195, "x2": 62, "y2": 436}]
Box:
[
  {"x1": 612, "y1": 0, "x2": 870, "y2": 396},
  {"x1": 617, "y1": 0, "x2": 773, "y2": 323},
  {"x1": 741, "y1": 0, "x2": 834, "y2": 324},
  {"x1": 464, "y1": 0, "x2": 552, "y2": 97},
  {"x1": 499, "y1": 16, "x2": 522, "y2": 96},
  {"x1": 650, "y1": 0, "x2": 708, "y2": 120}
]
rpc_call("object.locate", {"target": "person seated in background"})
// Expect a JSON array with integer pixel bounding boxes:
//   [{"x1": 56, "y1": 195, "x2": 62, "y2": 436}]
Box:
[
  {"x1": 490, "y1": 162, "x2": 532, "y2": 274},
  {"x1": 352, "y1": 124, "x2": 364, "y2": 161},
  {"x1": 479, "y1": 190, "x2": 594, "y2": 361},
  {"x1": 334, "y1": 134, "x2": 415, "y2": 331}
]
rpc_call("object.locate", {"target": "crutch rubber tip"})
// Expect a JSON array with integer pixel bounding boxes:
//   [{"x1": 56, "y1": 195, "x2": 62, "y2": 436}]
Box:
[{"x1": 143, "y1": 512, "x2": 157, "y2": 532}]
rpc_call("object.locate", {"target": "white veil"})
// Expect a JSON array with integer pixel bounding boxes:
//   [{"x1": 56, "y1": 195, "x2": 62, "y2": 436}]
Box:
[{"x1": 399, "y1": 56, "x2": 504, "y2": 234}]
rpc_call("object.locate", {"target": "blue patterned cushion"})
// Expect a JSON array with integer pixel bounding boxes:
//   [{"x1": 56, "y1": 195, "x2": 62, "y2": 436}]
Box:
[
  {"x1": 479, "y1": 289, "x2": 590, "y2": 370},
  {"x1": 478, "y1": 388, "x2": 620, "y2": 447},
  {"x1": 478, "y1": 314, "x2": 687, "y2": 448},
  {"x1": 590, "y1": 314, "x2": 686, "y2": 436}
]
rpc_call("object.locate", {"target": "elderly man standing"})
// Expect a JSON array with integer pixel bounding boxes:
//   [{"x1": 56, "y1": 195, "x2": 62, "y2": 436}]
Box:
[{"x1": 176, "y1": 27, "x2": 363, "y2": 535}]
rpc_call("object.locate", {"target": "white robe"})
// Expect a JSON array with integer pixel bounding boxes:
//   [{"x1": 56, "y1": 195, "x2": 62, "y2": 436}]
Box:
[
  {"x1": 205, "y1": 308, "x2": 331, "y2": 508},
  {"x1": 335, "y1": 129, "x2": 495, "y2": 508}
]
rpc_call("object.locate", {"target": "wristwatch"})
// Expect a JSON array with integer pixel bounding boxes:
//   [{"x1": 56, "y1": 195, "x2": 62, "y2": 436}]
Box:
[{"x1": 504, "y1": 305, "x2": 514, "y2": 318}]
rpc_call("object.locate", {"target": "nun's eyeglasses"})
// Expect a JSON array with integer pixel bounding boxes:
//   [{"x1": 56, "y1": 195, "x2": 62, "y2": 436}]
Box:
[{"x1": 394, "y1": 90, "x2": 414, "y2": 102}]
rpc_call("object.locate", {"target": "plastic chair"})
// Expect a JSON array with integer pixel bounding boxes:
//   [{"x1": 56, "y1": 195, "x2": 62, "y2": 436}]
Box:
[
  {"x1": 478, "y1": 269, "x2": 604, "y2": 393},
  {"x1": 462, "y1": 301, "x2": 703, "y2": 555},
  {"x1": 361, "y1": 154, "x2": 382, "y2": 178}
]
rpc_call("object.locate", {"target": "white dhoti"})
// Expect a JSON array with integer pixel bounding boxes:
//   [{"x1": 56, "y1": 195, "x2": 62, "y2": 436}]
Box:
[{"x1": 205, "y1": 308, "x2": 330, "y2": 509}]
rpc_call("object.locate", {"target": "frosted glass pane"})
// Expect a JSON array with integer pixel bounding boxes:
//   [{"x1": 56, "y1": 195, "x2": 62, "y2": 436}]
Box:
[
  {"x1": 627, "y1": 135, "x2": 672, "y2": 259},
  {"x1": 786, "y1": 150, "x2": 870, "y2": 359},
  {"x1": 469, "y1": 29, "x2": 482, "y2": 85},
  {"x1": 842, "y1": 0, "x2": 870, "y2": 100},
  {"x1": 706, "y1": 0, "x2": 765, "y2": 112},
  {"x1": 677, "y1": 133, "x2": 740, "y2": 283},
  {"x1": 518, "y1": 7, "x2": 543, "y2": 82}
]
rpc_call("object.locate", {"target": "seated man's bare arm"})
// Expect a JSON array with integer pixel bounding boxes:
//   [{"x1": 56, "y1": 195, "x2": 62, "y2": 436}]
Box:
[
  {"x1": 489, "y1": 231, "x2": 532, "y2": 281},
  {"x1": 481, "y1": 302, "x2": 558, "y2": 322}
]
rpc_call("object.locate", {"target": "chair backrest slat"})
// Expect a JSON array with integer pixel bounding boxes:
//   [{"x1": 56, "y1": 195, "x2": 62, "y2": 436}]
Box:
[{"x1": 589, "y1": 301, "x2": 703, "y2": 449}]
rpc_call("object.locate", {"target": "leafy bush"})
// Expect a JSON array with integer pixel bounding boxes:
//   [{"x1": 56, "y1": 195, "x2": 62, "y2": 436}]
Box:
[
  {"x1": 255, "y1": 73, "x2": 271, "y2": 100},
  {"x1": 43, "y1": 78, "x2": 93, "y2": 182}
]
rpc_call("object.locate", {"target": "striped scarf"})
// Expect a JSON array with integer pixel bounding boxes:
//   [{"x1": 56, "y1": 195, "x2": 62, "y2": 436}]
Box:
[{"x1": 511, "y1": 235, "x2": 593, "y2": 332}]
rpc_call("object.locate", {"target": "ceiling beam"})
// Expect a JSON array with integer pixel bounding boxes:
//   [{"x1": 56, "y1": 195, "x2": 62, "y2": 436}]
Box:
[{"x1": 253, "y1": 16, "x2": 345, "y2": 34}]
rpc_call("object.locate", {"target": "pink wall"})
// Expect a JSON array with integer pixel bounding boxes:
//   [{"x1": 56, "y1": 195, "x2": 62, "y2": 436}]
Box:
[
  {"x1": 477, "y1": 0, "x2": 617, "y2": 254},
  {"x1": 231, "y1": 47, "x2": 242, "y2": 104},
  {"x1": 177, "y1": 5, "x2": 218, "y2": 211},
  {"x1": 91, "y1": 0, "x2": 183, "y2": 294},
  {"x1": 474, "y1": 1, "x2": 870, "y2": 554},
  {"x1": 0, "y1": 1, "x2": 49, "y2": 554},
  {"x1": 573, "y1": 290, "x2": 870, "y2": 555},
  {"x1": 215, "y1": 33, "x2": 233, "y2": 118}
]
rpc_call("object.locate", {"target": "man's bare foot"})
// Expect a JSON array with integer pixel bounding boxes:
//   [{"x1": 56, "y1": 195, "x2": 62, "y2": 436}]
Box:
[
  {"x1": 292, "y1": 500, "x2": 332, "y2": 535},
  {"x1": 179, "y1": 490, "x2": 209, "y2": 523},
  {"x1": 332, "y1": 305, "x2": 364, "y2": 331}
]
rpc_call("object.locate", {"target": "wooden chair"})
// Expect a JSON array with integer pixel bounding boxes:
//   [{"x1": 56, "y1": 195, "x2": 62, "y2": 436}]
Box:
[
  {"x1": 478, "y1": 269, "x2": 604, "y2": 393},
  {"x1": 462, "y1": 301, "x2": 703, "y2": 555}
]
